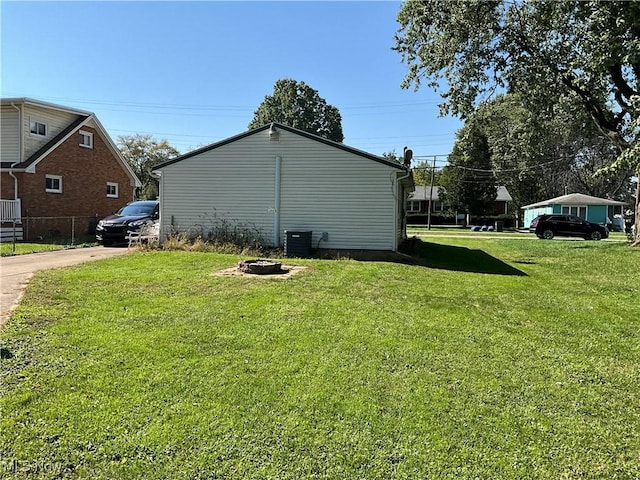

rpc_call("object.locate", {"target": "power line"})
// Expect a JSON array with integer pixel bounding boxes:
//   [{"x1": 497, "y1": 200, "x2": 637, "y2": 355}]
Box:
[
  {"x1": 21, "y1": 94, "x2": 442, "y2": 115},
  {"x1": 12, "y1": 94, "x2": 457, "y2": 154},
  {"x1": 410, "y1": 155, "x2": 575, "y2": 174}
]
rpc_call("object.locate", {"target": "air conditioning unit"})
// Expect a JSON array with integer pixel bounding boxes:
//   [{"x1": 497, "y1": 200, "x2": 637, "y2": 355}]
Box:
[{"x1": 284, "y1": 230, "x2": 312, "y2": 257}]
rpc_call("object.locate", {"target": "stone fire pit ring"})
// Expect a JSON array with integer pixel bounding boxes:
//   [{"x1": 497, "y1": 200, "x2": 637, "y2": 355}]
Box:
[{"x1": 237, "y1": 259, "x2": 284, "y2": 275}]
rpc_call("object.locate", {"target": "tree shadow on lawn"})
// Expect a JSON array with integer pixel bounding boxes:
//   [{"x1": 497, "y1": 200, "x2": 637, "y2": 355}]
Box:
[
  {"x1": 313, "y1": 238, "x2": 528, "y2": 276},
  {"x1": 403, "y1": 238, "x2": 527, "y2": 276}
]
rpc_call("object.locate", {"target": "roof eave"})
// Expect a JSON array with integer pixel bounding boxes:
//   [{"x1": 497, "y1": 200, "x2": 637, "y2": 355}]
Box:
[
  {"x1": 153, "y1": 122, "x2": 408, "y2": 171},
  {"x1": 87, "y1": 115, "x2": 142, "y2": 188},
  {"x1": 5, "y1": 108, "x2": 142, "y2": 188},
  {"x1": 1, "y1": 97, "x2": 93, "y2": 116}
]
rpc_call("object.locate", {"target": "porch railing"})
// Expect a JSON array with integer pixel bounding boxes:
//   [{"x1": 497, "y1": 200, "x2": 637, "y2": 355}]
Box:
[{"x1": 0, "y1": 198, "x2": 22, "y2": 223}]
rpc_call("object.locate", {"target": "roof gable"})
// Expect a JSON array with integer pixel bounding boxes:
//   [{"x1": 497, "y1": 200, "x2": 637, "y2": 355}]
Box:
[
  {"x1": 2, "y1": 116, "x2": 89, "y2": 170},
  {"x1": 1, "y1": 97, "x2": 141, "y2": 187},
  {"x1": 153, "y1": 123, "x2": 406, "y2": 171},
  {"x1": 408, "y1": 186, "x2": 441, "y2": 201},
  {"x1": 496, "y1": 186, "x2": 513, "y2": 202}
]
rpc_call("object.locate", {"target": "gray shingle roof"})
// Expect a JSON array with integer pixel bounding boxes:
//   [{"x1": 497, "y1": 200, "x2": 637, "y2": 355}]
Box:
[
  {"x1": 521, "y1": 193, "x2": 627, "y2": 209},
  {"x1": 408, "y1": 185, "x2": 512, "y2": 202}
]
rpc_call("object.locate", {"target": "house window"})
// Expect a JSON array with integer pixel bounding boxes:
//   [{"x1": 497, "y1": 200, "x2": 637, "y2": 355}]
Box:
[
  {"x1": 30, "y1": 119, "x2": 47, "y2": 136},
  {"x1": 45, "y1": 175, "x2": 62, "y2": 193},
  {"x1": 106, "y1": 182, "x2": 119, "y2": 198},
  {"x1": 562, "y1": 205, "x2": 587, "y2": 219},
  {"x1": 79, "y1": 130, "x2": 93, "y2": 149},
  {"x1": 407, "y1": 201, "x2": 421, "y2": 213}
]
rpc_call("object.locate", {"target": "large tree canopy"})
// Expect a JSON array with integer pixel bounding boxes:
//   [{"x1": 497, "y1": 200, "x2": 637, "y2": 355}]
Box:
[
  {"x1": 439, "y1": 121, "x2": 498, "y2": 217},
  {"x1": 465, "y1": 93, "x2": 634, "y2": 209},
  {"x1": 117, "y1": 134, "x2": 180, "y2": 200},
  {"x1": 248, "y1": 79, "x2": 344, "y2": 143},
  {"x1": 394, "y1": 0, "x2": 639, "y2": 239}
]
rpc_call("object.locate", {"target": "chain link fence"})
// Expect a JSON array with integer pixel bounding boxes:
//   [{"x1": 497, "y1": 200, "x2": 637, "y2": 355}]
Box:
[{"x1": 1, "y1": 215, "x2": 100, "y2": 247}]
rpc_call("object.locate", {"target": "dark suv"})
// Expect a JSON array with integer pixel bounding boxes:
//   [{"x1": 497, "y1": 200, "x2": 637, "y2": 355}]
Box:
[
  {"x1": 530, "y1": 214, "x2": 609, "y2": 240},
  {"x1": 96, "y1": 200, "x2": 159, "y2": 246}
]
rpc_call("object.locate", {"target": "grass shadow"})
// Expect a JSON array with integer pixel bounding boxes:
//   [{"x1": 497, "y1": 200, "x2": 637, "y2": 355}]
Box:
[
  {"x1": 310, "y1": 238, "x2": 527, "y2": 276},
  {"x1": 402, "y1": 238, "x2": 527, "y2": 276}
]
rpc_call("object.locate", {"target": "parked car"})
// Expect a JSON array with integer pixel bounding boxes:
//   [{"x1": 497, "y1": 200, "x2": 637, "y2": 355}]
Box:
[
  {"x1": 529, "y1": 214, "x2": 609, "y2": 240},
  {"x1": 96, "y1": 200, "x2": 159, "y2": 246}
]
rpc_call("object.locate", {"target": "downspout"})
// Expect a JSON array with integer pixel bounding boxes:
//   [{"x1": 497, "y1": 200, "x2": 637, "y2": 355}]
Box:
[
  {"x1": 395, "y1": 168, "x2": 412, "y2": 250},
  {"x1": 156, "y1": 171, "x2": 164, "y2": 242},
  {"x1": 9, "y1": 102, "x2": 22, "y2": 202},
  {"x1": 273, "y1": 155, "x2": 282, "y2": 247}
]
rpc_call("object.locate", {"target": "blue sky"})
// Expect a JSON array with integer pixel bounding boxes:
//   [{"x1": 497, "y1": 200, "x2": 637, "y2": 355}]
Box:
[{"x1": 1, "y1": 1, "x2": 461, "y2": 165}]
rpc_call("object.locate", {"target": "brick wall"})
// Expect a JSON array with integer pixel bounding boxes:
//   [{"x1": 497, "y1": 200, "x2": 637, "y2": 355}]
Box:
[
  {"x1": 13, "y1": 127, "x2": 135, "y2": 240},
  {"x1": 1, "y1": 173, "x2": 17, "y2": 198}
]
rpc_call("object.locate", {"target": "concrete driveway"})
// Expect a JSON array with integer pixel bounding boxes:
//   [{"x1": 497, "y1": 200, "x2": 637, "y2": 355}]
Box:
[{"x1": 0, "y1": 246, "x2": 129, "y2": 327}]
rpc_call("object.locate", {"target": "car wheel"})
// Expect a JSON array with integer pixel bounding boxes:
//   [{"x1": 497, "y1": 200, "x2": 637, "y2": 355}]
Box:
[
  {"x1": 542, "y1": 229, "x2": 554, "y2": 240},
  {"x1": 590, "y1": 230, "x2": 602, "y2": 241}
]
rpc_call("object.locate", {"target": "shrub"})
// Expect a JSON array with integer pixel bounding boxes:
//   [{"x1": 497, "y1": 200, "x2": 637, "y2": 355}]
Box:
[{"x1": 146, "y1": 212, "x2": 272, "y2": 256}]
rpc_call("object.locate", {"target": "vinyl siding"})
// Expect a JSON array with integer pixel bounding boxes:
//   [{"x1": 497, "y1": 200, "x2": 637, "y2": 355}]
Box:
[
  {"x1": 524, "y1": 204, "x2": 610, "y2": 227},
  {"x1": 23, "y1": 104, "x2": 80, "y2": 160},
  {"x1": 523, "y1": 206, "x2": 553, "y2": 227},
  {"x1": 278, "y1": 142, "x2": 398, "y2": 250},
  {"x1": 159, "y1": 134, "x2": 277, "y2": 244},
  {"x1": 1, "y1": 106, "x2": 20, "y2": 163},
  {"x1": 586, "y1": 205, "x2": 607, "y2": 224},
  {"x1": 158, "y1": 128, "x2": 403, "y2": 250}
]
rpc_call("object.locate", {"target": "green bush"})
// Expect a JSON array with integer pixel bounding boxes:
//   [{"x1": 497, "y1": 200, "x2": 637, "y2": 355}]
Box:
[{"x1": 158, "y1": 212, "x2": 270, "y2": 255}]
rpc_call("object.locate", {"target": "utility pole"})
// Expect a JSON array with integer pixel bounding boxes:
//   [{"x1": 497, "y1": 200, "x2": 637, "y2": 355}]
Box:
[{"x1": 427, "y1": 155, "x2": 436, "y2": 230}]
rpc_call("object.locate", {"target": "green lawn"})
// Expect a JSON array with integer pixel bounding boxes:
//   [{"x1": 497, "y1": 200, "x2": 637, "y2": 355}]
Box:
[
  {"x1": 1, "y1": 237, "x2": 97, "y2": 256},
  {"x1": 0, "y1": 242, "x2": 67, "y2": 256},
  {"x1": 1, "y1": 237, "x2": 639, "y2": 479}
]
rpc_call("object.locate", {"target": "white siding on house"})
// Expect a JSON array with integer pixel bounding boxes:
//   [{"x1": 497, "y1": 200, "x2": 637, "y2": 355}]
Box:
[
  {"x1": 158, "y1": 127, "x2": 405, "y2": 250},
  {"x1": 1, "y1": 106, "x2": 20, "y2": 163},
  {"x1": 159, "y1": 134, "x2": 278, "y2": 244},
  {"x1": 278, "y1": 135, "x2": 398, "y2": 250},
  {"x1": 523, "y1": 206, "x2": 553, "y2": 227},
  {"x1": 23, "y1": 104, "x2": 79, "y2": 160}
]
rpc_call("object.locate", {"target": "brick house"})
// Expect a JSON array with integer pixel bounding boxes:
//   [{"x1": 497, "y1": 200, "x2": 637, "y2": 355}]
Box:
[
  {"x1": 1, "y1": 98, "x2": 140, "y2": 241},
  {"x1": 406, "y1": 185, "x2": 513, "y2": 224}
]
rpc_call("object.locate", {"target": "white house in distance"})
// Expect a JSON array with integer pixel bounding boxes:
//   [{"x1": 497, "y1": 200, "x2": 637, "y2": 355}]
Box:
[{"x1": 152, "y1": 123, "x2": 415, "y2": 252}]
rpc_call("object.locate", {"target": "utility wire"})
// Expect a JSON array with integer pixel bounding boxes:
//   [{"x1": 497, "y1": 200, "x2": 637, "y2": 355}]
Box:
[
  {"x1": 411, "y1": 156, "x2": 573, "y2": 174},
  {"x1": 25, "y1": 94, "x2": 442, "y2": 114}
]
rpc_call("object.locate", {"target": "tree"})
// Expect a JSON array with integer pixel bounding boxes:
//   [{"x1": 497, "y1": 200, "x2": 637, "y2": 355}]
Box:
[
  {"x1": 439, "y1": 121, "x2": 497, "y2": 218},
  {"x1": 411, "y1": 160, "x2": 431, "y2": 186},
  {"x1": 117, "y1": 134, "x2": 180, "y2": 199},
  {"x1": 468, "y1": 94, "x2": 554, "y2": 208},
  {"x1": 409, "y1": 160, "x2": 445, "y2": 187},
  {"x1": 248, "y1": 79, "x2": 344, "y2": 142},
  {"x1": 466, "y1": 94, "x2": 634, "y2": 210},
  {"x1": 381, "y1": 150, "x2": 400, "y2": 163},
  {"x1": 394, "y1": 0, "x2": 640, "y2": 242}
]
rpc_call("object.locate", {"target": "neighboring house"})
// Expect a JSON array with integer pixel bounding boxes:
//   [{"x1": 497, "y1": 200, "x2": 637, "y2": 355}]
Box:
[
  {"x1": 521, "y1": 193, "x2": 627, "y2": 228},
  {"x1": 1, "y1": 98, "x2": 140, "y2": 241},
  {"x1": 407, "y1": 185, "x2": 513, "y2": 216},
  {"x1": 406, "y1": 186, "x2": 447, "y2": 215},
  {"x1": 152, "y1": 123, "x2": 414, "y2": 251}
]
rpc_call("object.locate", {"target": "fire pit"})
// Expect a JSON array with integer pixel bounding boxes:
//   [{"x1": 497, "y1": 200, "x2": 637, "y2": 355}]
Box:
[{"x1": 237, "y1": 259, "x2": 284, "y2": 275}]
